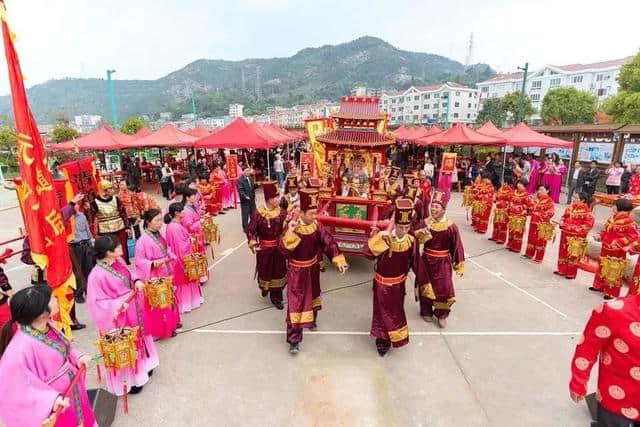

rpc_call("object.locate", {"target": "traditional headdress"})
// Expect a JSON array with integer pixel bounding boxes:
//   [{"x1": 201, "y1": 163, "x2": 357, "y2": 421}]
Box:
[
  {"x1": 394, "y1": 198, "x2": 414, "y2": 225},
  {"x1": 299, "y1": 189, "x2": 319, "y2": 212},
  {"x1": 99, "y1": 179, "x2": 113, "y2": 196},
  {"x1": 431, "y1": 189, "x2": 450, "y2": 209},
  {"x1": 391, "y1": 166, "x2": 401, "y2": 179},
  {"x1": 261, "y1": 180, "x2": 279, "y2": 202},
  {"x1": 285, "y1": 175, "x2": 298, "y2": 194},
  {"x1": 307, "y1": 177, "x2": 321, "y2": 189}
]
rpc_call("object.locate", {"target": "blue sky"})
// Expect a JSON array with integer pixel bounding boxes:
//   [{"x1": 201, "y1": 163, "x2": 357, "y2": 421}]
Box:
[{"x1": 0, "y1": 0, "x2": 638, "y2": 94}]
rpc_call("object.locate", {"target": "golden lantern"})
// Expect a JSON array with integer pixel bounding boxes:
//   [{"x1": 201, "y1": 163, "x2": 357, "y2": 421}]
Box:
[
  {"x1": 143, "y1": 277, "x2": 174, "y2": 309},
  {"x1": 97, "y1": 327, "x2": 139, "y2": 370}
]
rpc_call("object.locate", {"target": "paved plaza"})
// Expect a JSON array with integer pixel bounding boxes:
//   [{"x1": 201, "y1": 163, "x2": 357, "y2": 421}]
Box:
[{"x1": 0, "y1": 185, "x2": 619, "y2": 426}]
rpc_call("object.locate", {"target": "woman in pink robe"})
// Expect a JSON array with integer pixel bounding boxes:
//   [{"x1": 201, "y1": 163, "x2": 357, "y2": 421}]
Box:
[
  {"x1": 87, "y1": 236, "x2": 159, "y2": 396},
  {"x1": 526, "y1": 156, "x2": 541, "y2": 194},
  {"x1": 0, "y1": 285, "x2": 97, "y2": 427},
  {"x1": 165, "y1": 202, "x2": 203, "y2": 313},
  {"x1": 540, "y1": 156, "x2": 552, "y2": 188},
  {"x1": 220, "y1": 167, "x2": 234, "y2": 209},
  {"x1": 135, "y1": 208, "x2": 181, "y2": 339},
  {"x1": 548, "y1": 159, "x2": 567, "y2": 203}
]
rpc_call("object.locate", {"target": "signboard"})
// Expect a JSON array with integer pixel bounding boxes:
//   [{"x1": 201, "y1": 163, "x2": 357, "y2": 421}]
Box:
[
  {"x1": 300, "y1": 152, "x2": 315, "y2": 177},
  {"x1": 440, "y1": 152, "x2": 457, "y2": 173},
  {"x1": 226, "y1": 154, "x2": 238, "y2": 180},
  {"x1": 622, "y1": 144, "x2": 640, "y2": 165},
  {"x1": 546, "y1": 148, "x2": 572, "y2": 160},
  {"x1": 334, "y1": 202, "x2": 367, "y2": 234},
  {"x1": 577, "y1": 142, "x2": 614, "y2": 164}
]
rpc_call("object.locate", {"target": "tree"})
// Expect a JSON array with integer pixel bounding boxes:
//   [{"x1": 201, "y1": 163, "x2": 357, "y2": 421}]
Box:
[
  {"x1": 500, "y1": 91, "x2": 535, "y2": 122},
  {"x1": 0, "y1": 126, "x2": 18, "y2": 173},
  {"x1": 51, "y1": 125, "x2": 79, "y2": 143},
  {"x1": 120, "y1": 116, "x2": 147, "y2": 135},
  {"x1": 603, "y1": 51, "x2": 640, "y2": 123},
  {"x1": 476, "y1": 98, "x2": 507, "y2": 127},
  {"x1": 540, "y1": 87, "x2": 598, "y2": 125}
]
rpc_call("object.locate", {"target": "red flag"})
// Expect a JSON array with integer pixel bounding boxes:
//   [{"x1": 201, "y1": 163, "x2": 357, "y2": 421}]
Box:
[{"x1": 1, "y1": 2, "x2": 74, "y2": 330}]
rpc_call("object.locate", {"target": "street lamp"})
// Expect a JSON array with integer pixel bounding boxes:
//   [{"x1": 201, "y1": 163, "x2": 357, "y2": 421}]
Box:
[
  {"x1": 106, "y1": 69, "x2": 119, "y2": 128},
  {"x1": 516, "y1": 62, "x2": 529, "y2": 124}
]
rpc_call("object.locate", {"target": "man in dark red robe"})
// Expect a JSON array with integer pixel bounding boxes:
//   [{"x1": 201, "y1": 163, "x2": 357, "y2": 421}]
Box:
[
  {"x1": 414, "y1": 189, "x2": 465, "y2": 328},
  {"x1": 279, "y1": 188, "x2": 348, "y2": 354},
  {"x1": 364, "y1": 198, "x2": 422, "y2": 356},
  {"x1": 247, "y1": 181, "x2": 288, "y2": 309}
]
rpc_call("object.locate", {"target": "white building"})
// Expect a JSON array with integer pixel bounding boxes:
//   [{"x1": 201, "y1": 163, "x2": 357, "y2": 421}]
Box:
[
  {"x1": 379, "y1": 82, "x2": 478, "y2": 125},
  {"x1": 263, "y1": 102, "x2": 339, "y2": 128},
  {"x1": 159, "y1": 112, "x2": 172, "y2": 121},
  {"x1": 351, "y1": 86, "x2": 384, "y2": 97},
  {"x1": 202, "y1": 117, "x2": 228, "y2": 129},
  {"x1": 73, "y1": 115, "x2": 102, "y2": 133},
  {"x1": 476, "y1": 56, "x2": 634, "y2": 121},
  {"x1": 229, "y1": 104, "x2": 244, "y2": 119}
]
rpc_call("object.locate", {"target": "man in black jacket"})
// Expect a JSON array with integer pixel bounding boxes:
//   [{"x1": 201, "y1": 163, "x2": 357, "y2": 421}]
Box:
[
  {"x1": 238, "y1": 167, "x2": 256, "y2": 233},
  {"x1": 581, "y1": 160, "x2": 600, "y2": 196}
]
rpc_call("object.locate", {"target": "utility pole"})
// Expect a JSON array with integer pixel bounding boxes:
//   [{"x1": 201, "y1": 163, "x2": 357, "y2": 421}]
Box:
[
  {"x1": 191, "y1": 92, "x2": 197, "y2": 120},
  {"x1": 444, "y1": 90, "x2": 451, "y2": 128},
  {"x1": 106, "y1": 69, "x2": 118, "y2": 129},
  {"x1": 516, "y1": 62, "x2": 529, "y2": 124}
]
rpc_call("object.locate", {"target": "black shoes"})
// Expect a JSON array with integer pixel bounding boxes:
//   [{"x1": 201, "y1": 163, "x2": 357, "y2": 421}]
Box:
[
  {"x1": 289, "y1": 343, "x2": 299, "y2": 354},
  {"x1": 273, "y1": 301, "x2": 284, "y2": 310},
  {"x1": 70, "y1": 323, "x2": 86, "y2": 331},
  {"x1": 129, "y1": 386, "x2": 144, "y2": 394},
  {"x1": 261, "y1": 290, "x2": 269, "y2": 297},
  {"x1": 75, "y1": 295, "x2": 85, "y2": 304}
]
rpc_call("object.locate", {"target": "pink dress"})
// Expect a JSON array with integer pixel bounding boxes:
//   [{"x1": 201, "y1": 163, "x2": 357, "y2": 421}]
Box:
[
  {"x1": 540, "y1": 161, "x2": 552, "y2": 188},
  {"x1": 86, "y1": 259, "x2": 159, "y2": 396},
  {"x1": 165, "y1": 221, "x2": 203, "y2": 313},
  {"x1": 549, "y1": 164, "x2": 567, "y2": 203},
  {"x1": 0, "y1": 323, "x2": 97, "y2": 427},
  {"x1": 527, "y1": 159, "x2": 540, "y2": 194},
  {"x1": 220, "y1": 169, "x2": 234, "y2": 209},
  {"x1": 134, "y1": 230, "x2": 181, "y2": 339}
]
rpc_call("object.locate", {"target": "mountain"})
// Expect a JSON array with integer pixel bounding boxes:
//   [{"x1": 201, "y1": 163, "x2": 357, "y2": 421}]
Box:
[{"x1": 0, "y1": 36, "x2": 495, "y2": 123}]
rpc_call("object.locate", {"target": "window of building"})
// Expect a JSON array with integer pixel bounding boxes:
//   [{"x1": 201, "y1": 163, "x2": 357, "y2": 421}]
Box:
[
  {"x1": 424, "y1": 104, "x2": 430, "y2": 109},
  {"x1": 481, "y1": 87, "x2": 489, "y2": 93},
  {"x1": 455, "y1": 91, "x2": 460, "y2": 96},
  {"x1": 469, "y1": 92, "x2": 473, "y2": 98},
  {"x1": 596, "y1": 74, "x2": 604, "y2": 82},
  {"x1": 467, "y1": 103, "x2": 472, "y2": 108},
  {"x1": 597, "y1": 88, "x2": 607, "y2": 97},
  {"x1": 453, "y1": 113, "x2": 459, "y2": 118},
  {"x1": 398, "y1": 116, "x2": 403, "y2": 121},
  {"x1": 391, "y1": 108, "x2": 396, "y2": 112},
  {"x1": 531, "y1": 80, "x2": 542, "y2": 90},
  {"x1": 433, "y1": 113, "x2": 439, "y2": 119},
  {"x1": 434, "y1": 93, "x2": 440, "y2": 99},
  {"x1": 442, "y1": 92, "x2": 449, "y2": 99},
  {"x1": 530, "y1": 94, "x2": 540, "y2": 102},
  {"x1": 424, "y1": 94, "x2": 431, "y2": 99},
  {"x1": 398, "y1": 107, "x2": 404, "y2": 111},
  {"x1": 433, "y1": 103, "x2": 439, "y2": 108},
  {"x1": 413, "y1": 115, "x2": 419, "y2": 120},
  {"x1": 414, "y1": 105, "x2": 419, "y2": 110},
  {"x1": 391, "y1": 99, "x2": 396, "y2": 104},
  {"x1": 467, "y1": 113, "x2": 471, "y2": 119},
  {"x1": 423, "y1": 114, "x2": 429, "y2": 119},
  {"x1": 550, "y1": 78, "x2": 561, "y2": 87},
  {"x1": 454, "y1": 102, "x2": 460, "y2": 107},
  {"x1": 414, "y1": 95, "x2": 420, "y2": 101},
  {"x1": 572, "y1": 75, "x2": 583, "y2": 83},
  {"x1": 442, "y1": 102, "x2": 448, "y2": 108},
  {"x1": 399, "y1": 97, "x2": 404, "y2": 102}
]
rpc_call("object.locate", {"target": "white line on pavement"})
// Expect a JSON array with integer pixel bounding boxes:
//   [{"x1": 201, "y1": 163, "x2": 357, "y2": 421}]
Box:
[
  {"x1": 468, "y1": 258, "x2": 568, "y2": 318},
  {"x1": 4, "y1": 264, "x2": 28, "y2": 273},
  {"x1": 192, "y1": 329, "x2": 580, "y2": 336},
  {"x1": 209, "y1": 239, "x2": 247, "y2": 270}
]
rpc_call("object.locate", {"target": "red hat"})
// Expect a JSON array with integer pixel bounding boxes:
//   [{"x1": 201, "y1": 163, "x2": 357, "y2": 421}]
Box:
[
  {"x1": 307, "y1": 177, "x2": 321, "y2": 189},
  {"x1": 394, "y1": 198, "x2": 414, "y2": 225},
  {"x1": 299, "y1": 189, "x2": 319, "y2": 211},
  {"x1": 431, "y1": 189, "x2": 450, "y2": 209},
  {"x1": 261, "y1": 180, "x2": 279, "y2": 202},
  {"x1": 285, "y1": 175, "x2": 298, "y2": 194}
]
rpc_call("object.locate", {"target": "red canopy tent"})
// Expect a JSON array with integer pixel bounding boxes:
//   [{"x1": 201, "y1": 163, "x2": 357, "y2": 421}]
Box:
[
  {"x1": 419, "y1": 123, "x2": 505, "y2": 146},
  {"x1": 195, "y1": 118, "x2": 283, "y2": 149},
  {"x1": 127, "y1": 124, "x2": 198, "y2": 148},
  {"x1": 392, "y1": 126, "x2": 410, "y2": 139},
  {"x1": 267, "y1": 124, "x2": 301, "y2": 141},
  {"x1": 49, "y1": 126, "x2": 134, "y2": 151},
  {"x1": 411, "y1": 125, "x2": 443, "y2": 146},
  {"x1": 476, "y1": 121, "x2": 503, "y2": 137},
  {"x1": 185, "y1": 125, "x2": 210, "y2": 138},
  {"x1": 255, "y1": 123, "x2": 295, "y2": 145},
  {"x1": 133, "y1": 127, "x2": 152, "y2": 138},
  {"x1": 500, "y1": 123, "x2": 573, "y2": 148}
]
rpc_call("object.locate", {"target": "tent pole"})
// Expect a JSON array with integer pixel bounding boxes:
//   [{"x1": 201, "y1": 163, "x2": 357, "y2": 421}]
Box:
[
  {"x1": 267, "y1": 148, "x2": 271, "y2": 179},
  {"x1": 501, "y1": 146, "x2": 507, "y2": 183}
]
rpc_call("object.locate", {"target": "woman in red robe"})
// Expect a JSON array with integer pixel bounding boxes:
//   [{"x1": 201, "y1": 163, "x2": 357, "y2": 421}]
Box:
[
  {"x1": 523, "y1": 184, "x2": 555, "y2": 263},
  {"x1": 506, "y1": 178, "x2": 531, "y2": 253},
  {"x1": 489, "y1": 181, "x2": 513, "y2": 244},
  {"x1": 209, "y1": 165, "x2": 225, "y2": 215},
  {"x1": 555, "y1": 192, "x2": 594, "y2": 279},
  {"x1": 471, "y1": 172, "x2": 494, "y2": 234}
]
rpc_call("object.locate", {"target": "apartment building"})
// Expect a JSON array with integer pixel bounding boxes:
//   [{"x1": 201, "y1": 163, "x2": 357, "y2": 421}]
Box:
[{"x1": 379, "y1": 82, "x2": 478, "y2": 125}]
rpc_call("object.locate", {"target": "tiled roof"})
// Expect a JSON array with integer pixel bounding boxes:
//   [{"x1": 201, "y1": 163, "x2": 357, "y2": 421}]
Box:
[
  {"x1": 334, "y1": 96, "x2": 385, "y2": 119},
  {"x1": 551, "y1": 56, "x2": 633, "y2": 72},
  {"x1": 480, "y1": 72, "x2": 525, "y2": 84},
  {"x1": 316, "y1": 129, "x2": 394, "y2": 147}
]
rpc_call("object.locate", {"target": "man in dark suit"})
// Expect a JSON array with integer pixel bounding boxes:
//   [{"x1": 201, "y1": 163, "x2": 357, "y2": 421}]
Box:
[
  {"x1": 238, "y1": 167, "x2": 256, "y2": 233},
  {"x1": 582, "y1": 160, "x2": 600, "y2": 196},
  {"x1": 566, "y1": 161, "x2": 586, "y2": 204}
]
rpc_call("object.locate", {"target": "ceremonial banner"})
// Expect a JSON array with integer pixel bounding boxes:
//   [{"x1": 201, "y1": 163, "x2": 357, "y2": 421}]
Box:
[
  {"x1": 1, "y1": 2, "x2": 75, "y2": 335},
  {"x1": 226, "y1": 154, "x2": 238, "y2": 180},
  {"x1": 300, "y1": 152, "x2": 315, "y2": 177},
  {"x1": 441, "y1": 152, "x2": 457, "y2": 173},
  {"x1": 305, "y1": 118, "x2": 328, "y2": 177},
  {"x1": 59, "y1": 156, "x2": 98, "y2": 195}
]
